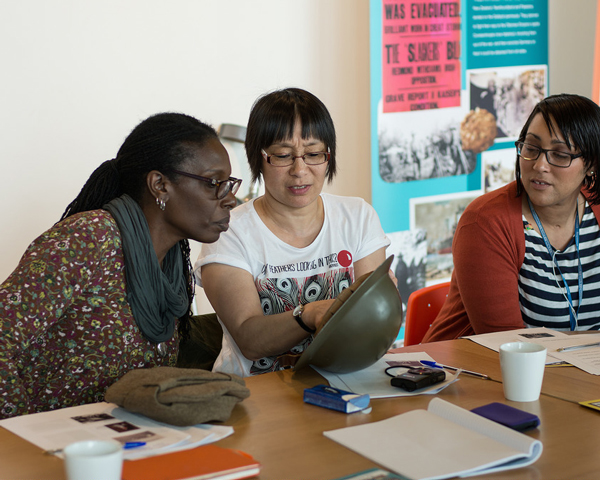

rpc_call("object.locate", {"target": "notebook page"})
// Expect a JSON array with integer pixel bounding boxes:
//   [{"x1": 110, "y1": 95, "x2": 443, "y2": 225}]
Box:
[
  {"x1": 324, "y1": 401, "x2": 542, "y2": 480},
  {"x1": 428, "y1": 398, "x2": 541, "y2": 456}
]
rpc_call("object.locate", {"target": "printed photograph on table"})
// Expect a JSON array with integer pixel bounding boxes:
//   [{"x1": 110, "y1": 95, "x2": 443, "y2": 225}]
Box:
[{"x1": 410, "y1": 190, "x2": 481, "y2": 283}]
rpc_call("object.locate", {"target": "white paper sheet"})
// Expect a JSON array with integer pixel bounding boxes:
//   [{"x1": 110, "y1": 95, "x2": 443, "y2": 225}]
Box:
[
  {"x1": 0, "y1": 402, "x2": 233, "y2": 459},
  {"x1": 464, "y1": 327, "x2": 568, "y2": 362},
  {"x1": 324, "y1": 398, "x2": 543, "y2": 480},
  {"x1": 465, "y1": 327, "x2": 600, "y2": 374},
  {"x1": 313, "y1": 353, "x2": 460, "y2": 398}
]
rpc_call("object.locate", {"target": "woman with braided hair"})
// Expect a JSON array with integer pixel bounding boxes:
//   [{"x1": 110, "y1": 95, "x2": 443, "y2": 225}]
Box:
[{"x1": 0, "y1": 112, "x2": 240, "y2": 418}]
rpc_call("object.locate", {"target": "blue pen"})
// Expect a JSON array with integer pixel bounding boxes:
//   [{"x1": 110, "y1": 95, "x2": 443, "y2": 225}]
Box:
[
  {"x1": 123, "y1": 442, "x2": 146, "y2": 449},
  {"x1": 421, "y1": 360, "x2": 489, "y2": 380}
]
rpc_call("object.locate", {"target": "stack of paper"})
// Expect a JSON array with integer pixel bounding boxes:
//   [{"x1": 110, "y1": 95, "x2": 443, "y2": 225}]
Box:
[{"x1": 0, "y1": 402, "x2": 233, "y2": 460}]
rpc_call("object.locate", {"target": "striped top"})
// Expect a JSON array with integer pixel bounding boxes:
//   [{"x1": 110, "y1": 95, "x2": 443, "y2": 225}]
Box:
[{"x1": 519, "y1": 202, "x2": 600, "y2": 331}]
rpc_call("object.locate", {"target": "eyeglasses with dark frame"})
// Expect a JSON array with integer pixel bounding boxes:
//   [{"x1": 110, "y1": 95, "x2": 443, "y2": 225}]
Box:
[
  {"x1": 261, "y1": 148, "x2": 331, "y2": 167},
  {"x1": 171, "y1": 169, "x2": 242, "y2": 199},
  {"x1": 515, "y1": 141, "x2": 584, "y2": 168}
]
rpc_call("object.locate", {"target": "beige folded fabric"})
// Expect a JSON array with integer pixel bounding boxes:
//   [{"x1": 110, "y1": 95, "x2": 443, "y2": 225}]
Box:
[{"x1": 105, "y1": 367, "x2": 250, "y2": 426}]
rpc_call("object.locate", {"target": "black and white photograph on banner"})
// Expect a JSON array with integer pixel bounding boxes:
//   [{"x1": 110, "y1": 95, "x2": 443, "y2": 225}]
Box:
[
  {"x1": 410, "y1": 191, "x2": 482, "y2": 283},
  {"x1": 469, "y1": 65, "x2": 547, "y2": 139},
  {"x1": 482, "y1": 147, "x2": 515, "y2": 193},
  {"x1": 385, "y1": 229, "x2": 427, "y2": 317},
  {"x1": 377, "y1": 99, "x2": 477, "y2": 183}
]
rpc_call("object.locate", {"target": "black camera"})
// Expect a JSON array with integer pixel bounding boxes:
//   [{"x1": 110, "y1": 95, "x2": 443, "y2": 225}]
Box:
[{"x1": 390, "y1": 367, "x2": 446, "y2": 392}]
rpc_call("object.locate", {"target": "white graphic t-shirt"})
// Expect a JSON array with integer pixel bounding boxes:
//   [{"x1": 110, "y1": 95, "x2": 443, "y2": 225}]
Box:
[{"x1": 195, "y1": 193, "x2": 390, "y2": 377}]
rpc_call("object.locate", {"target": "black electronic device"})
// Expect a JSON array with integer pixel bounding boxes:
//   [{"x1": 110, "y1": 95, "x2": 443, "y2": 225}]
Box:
[{"x1": 390, "y1": 367, "x2": 446, "y2": 392}]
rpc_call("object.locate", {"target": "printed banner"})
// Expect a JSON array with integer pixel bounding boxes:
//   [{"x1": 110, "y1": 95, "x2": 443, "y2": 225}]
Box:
[{"x1": 382, "y1": 1, "x2": 462, "y2": 113}]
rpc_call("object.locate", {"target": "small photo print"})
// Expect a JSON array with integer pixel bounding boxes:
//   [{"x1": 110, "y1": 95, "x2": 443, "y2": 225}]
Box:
[
  {"x1": 469, "y1": 65, "x2": 547, "y2": 140},
  {"x1": 482, "y1": 147, "x2": 515, "y2": 193},
  {"x1": 377, "y1": 96, "x2": 476, "y2": 183},
  {"x1": 116, "y1": 431, "x2": 161, "y2": 444},
  {"x1": 71, "y1": 413, "x2": 115, "y2": 424},
  {"x1": 386, "y1": 229, "x2": 427, "y2": 309},
  {"x1": 410, "y1": 191, "x2": 482, "y2": 283},
  {"x1": 519, "y1": 333, "x2": 554, "y2": 339},
  {"x1": 105, "y1": 421, "x2": 139, "y2": 433}
]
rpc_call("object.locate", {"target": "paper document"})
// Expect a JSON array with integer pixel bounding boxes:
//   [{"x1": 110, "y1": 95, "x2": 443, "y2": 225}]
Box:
[
  {"x1": 324, "y1": 398, "x2": 543, "y2": 480},
  {"x1": 314, "y1": 353, "x2": 459, "y2": 398},
  {"x1": 465, "y1": 328, "x2": 600, "y2": 374},
  {"x1": 552, "y1": 341, "x2": 600, "y2": 375},
  {"x1": 0, "y1": 402, "x2": 233, "y2": 459},
  {"x1": 464, "y1": 327, "x2": 567, "y2": 361}
]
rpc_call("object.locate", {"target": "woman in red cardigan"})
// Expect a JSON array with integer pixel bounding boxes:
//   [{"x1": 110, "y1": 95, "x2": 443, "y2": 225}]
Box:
[{"x1": 424, "y1": 94, "x2": 600, "y2": 342}]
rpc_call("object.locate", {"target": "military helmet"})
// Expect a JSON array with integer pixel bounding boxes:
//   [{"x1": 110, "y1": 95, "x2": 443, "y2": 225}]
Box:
[{"x1": 294, "y1": 256, "x2": 403, "y2": 373}]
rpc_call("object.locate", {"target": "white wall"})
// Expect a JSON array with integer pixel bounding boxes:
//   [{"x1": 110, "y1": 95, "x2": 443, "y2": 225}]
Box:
[
  {"x1": 0, "y1": 0, "x2": 371, "y2": 287},
  {"x1": 549, "y1": 0, "x2": 597, "y2": 96},
  {"x1": 0, "y1": 0, "x2": 597, "y2": 312}
]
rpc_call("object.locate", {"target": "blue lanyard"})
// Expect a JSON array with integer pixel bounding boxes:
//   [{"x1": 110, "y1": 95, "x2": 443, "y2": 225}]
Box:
[{"x1": 527, "y1": 197, "x2": 582, "y2": 330}]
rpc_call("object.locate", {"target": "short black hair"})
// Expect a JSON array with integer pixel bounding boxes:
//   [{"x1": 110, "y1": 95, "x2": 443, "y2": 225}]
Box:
[
  {"x1": 516, "y1": 93, "x2": 600, "y2": 204},
  {"x1": 245, "y1": 88, "x2": 337, "y2": 184}
]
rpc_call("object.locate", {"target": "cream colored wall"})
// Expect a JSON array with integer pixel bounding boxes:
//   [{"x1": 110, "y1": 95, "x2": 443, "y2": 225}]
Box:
[
  {"x1": 0, "y1": 0, "x2": 597, "y2": 313},
  {"x1": 549, "y1": 0, "x2": 596, "y2": 96},
  {"x1": 0, "y1": 0, "x2": 370, "y2": 286}
]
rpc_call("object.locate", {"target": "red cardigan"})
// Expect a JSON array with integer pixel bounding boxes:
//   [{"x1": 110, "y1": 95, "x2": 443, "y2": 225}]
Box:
[{"x1": 423, "y1": 181, "x2": 600, "y2": 342}]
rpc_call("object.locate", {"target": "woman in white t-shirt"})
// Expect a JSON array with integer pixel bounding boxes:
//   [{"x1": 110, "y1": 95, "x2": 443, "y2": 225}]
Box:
[{"x1": 196, "y1": 88, "x2": 390, "y2": 376}]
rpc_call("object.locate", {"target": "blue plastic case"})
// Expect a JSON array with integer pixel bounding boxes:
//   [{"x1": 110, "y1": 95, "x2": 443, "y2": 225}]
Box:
[{"x1": 303, "y1": 385, "x2": 370, "y2": 413}]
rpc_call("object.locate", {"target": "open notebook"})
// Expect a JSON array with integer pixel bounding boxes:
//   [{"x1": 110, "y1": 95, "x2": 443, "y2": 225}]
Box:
[{"x1": 324, "y1": 398, "x2": 542, "y2": 480}]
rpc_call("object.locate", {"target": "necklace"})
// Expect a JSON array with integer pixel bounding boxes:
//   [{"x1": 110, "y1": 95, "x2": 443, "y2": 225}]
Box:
[{"x1": 527, "y1": 197, "x2": 582, "y2": 330}]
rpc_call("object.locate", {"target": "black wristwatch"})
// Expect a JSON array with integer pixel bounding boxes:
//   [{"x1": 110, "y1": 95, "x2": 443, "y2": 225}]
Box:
[{"x1": 293, "y1": 304, "x2": 316, "y2": 334}]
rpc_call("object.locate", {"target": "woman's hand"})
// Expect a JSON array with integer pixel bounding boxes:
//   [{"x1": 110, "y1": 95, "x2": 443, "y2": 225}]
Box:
[
  {"x1": 303, "y1": 299, "x2": 336, "y2": 331},
  {"x1": 388, "y1": 269, "x2": 398, "y2": 287}
]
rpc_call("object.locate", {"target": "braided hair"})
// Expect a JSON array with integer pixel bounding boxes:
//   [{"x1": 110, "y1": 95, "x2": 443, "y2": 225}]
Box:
[{"x1": 60, "y1": 112, "x2": 219, "y2": 340}]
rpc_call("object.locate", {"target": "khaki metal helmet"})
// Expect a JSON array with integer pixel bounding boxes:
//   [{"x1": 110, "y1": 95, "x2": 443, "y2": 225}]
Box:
[{"x1": 294, "y1": 256, "x2": 403, "y2": 373}]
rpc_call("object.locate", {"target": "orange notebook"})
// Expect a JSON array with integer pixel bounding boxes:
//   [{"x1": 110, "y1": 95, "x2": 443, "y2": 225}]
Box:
[{"x1": 121, "y1": 444, "x2": 260, "y2": 480}]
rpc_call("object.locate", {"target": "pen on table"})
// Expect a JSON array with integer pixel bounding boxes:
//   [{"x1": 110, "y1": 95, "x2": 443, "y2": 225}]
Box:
[
  {"x1": 421, "y1": 360, "x2": 489, "y2": 380},
  {"x1": 556, "y1": 342, "x2": 600, "y2": 352},
  {"x1": 123, "y1": 442, "x2": 146, "y2": 449}
]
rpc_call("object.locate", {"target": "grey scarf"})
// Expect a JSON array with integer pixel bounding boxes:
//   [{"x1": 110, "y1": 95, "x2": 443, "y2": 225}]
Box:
[{"x1": 104, "y1": 194, "x2": 189, "y2": 343}]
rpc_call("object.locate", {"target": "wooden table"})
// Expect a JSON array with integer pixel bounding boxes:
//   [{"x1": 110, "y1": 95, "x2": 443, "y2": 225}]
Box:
[{"x1": 2, "y1": 339, "x2": 600, "y2": 480}]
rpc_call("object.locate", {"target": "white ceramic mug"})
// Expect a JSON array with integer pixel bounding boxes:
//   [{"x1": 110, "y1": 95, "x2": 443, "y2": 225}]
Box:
[
  {"x1": 63, "y1": 440, "x2": 123, "y2": 480},
  {"x1": 499, "y1": 342, "x2": 547, "y2": 402}
]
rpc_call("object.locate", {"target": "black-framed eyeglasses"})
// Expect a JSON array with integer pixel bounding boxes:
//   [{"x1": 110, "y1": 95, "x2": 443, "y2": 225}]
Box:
[
  {"x1": 261, "y1": 149, "x2": 331, "y2": 167},
  {"x1": 171, "y1": 170, "x2": 242, "y2": 199},
  {"x1": 515, "y1": 141, "x2": 583, "y2": 168}
]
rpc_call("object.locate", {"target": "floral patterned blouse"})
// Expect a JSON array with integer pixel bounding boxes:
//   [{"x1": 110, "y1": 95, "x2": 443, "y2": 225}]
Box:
[{"x1": 0, "y1": 210, "x2": 178, "y2": 418}]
